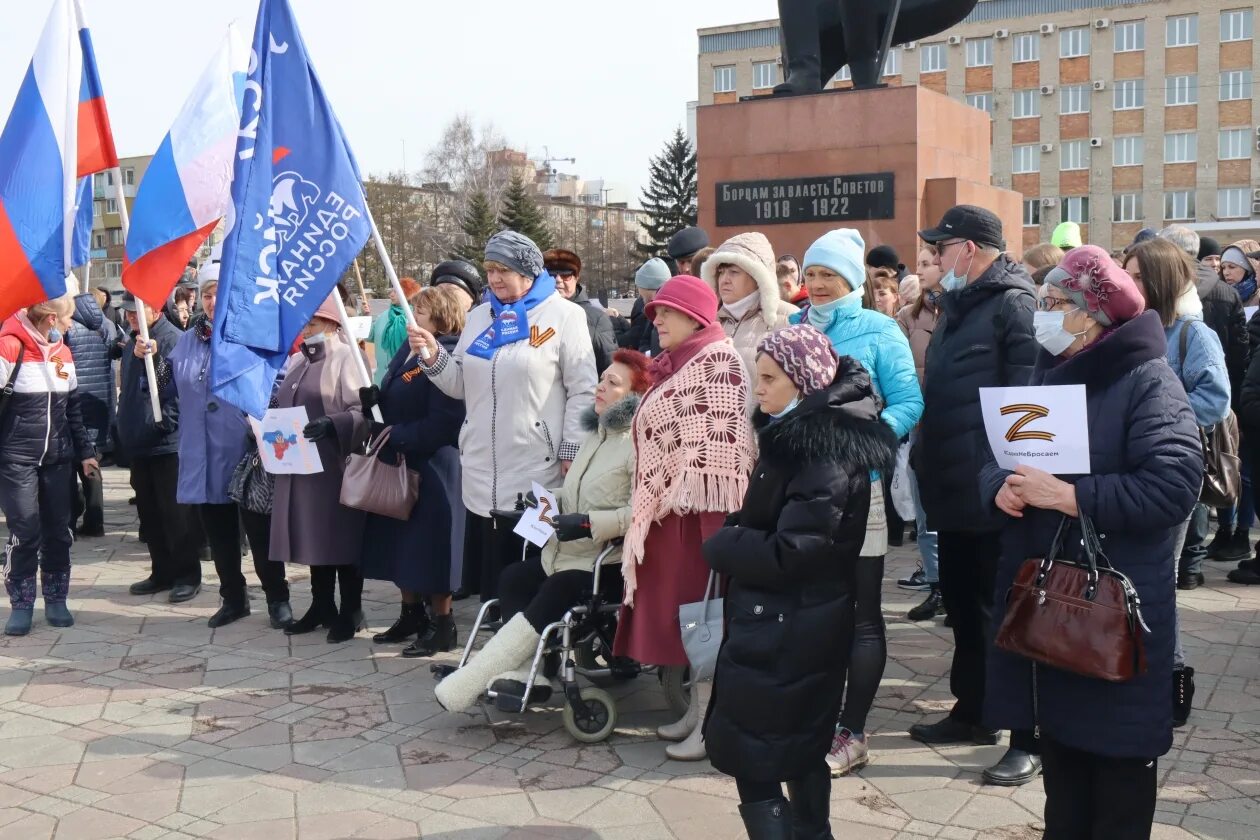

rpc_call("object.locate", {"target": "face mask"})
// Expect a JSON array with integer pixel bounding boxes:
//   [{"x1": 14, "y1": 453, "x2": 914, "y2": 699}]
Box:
[
  {"x1": 769, "y1": 393, "x2": 802, "y2": 420},
  {"x1": 807, "y1": 286, "x2": 863, "y2": 328},
  {"x1": 47, "y1": 328, "x2": 61, "y2": 343},
  {"x1": 940, "y1": 246, "x2": 975, "y2": 293},
  {"x1": 304, "y1": 331, "x2": 327, "y2": 346},
  {"x1": 1033, "y1": 310, "x2": 1089, "y2": 356}
]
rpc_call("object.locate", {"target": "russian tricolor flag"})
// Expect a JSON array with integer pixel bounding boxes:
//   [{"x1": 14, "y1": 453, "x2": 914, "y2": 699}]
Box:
[{"x1": 121, "y1": 28, "x2": 248, "y2": 309}]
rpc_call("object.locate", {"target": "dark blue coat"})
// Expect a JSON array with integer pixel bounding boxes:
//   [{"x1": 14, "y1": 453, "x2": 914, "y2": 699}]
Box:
[
  {"x1": 64, "y1": 293, "x2": 117, "y2": 452},
  {"x1": 360, "y1": 335, "x2": 466, "y2": 593},
  {"x1": 116, "y1": 315, "x2": 181, "y2": 460},
  {"x1": 980, "y1": 311, "x2": 1202, "y2": 760}
]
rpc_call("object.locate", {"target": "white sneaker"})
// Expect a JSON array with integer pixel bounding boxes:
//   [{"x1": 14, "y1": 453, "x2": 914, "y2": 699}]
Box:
[{"x1": 825, "y1": 727, "x2": 869, "y2": 777}]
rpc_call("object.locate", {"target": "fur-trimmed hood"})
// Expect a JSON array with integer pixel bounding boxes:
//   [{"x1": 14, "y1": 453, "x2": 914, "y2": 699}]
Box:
[
  {"x1": 754, "y1": 356, "x2": 898, "y2": 475},
  {"x1": 1175, "y1": 282, "x2": 1203, "y2": 319},
  {"x1": 580, "y1": 392, "x2": 641, "y2": 434},
  {"x1": 701, "y1": 232, "x2": 791, "y2": 326}
]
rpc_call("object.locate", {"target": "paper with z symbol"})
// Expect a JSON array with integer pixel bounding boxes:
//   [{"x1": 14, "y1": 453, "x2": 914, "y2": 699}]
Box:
[
  {"x1": 514, "y1": 481, "x2": 560, "y2": 548},
  {"x1": 979, "y1": 385, "x2": 1091, "y2": 475},
  {"x1": 251, "y1": 406, "x2": 325, "y2": 475}
]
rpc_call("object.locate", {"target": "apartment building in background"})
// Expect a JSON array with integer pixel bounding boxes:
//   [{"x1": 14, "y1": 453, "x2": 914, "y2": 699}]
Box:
[{"x1": 698, "y1": 0, "x2": 1260, "y2": 250}]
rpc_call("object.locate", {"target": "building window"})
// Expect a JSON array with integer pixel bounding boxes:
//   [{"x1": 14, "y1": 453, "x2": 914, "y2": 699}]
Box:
[
  {"x1": 1061, "y1": 140, "x2": 1090, "y2": 171},
  {"x1": 1012, "y1": 32, "x2": 1039, "y2": 63},
  {"x1": 123, "y1": 168, "x2": 135, "y2": 186},
  {"x1": 1220, "y1": 128, "x2": 1251, "y2": 160},
  {"x1": 1164, "y1": 132, "x2": 1197, "y2": 163},
  {"x1": 1013, "y1": 144, "x2": 1040, "y2": 174},
  {"x1": 752, "y1": 61, "x2": 777, "y2": 90},
  {"x1": 833, "y1": 65, "x2": 851, "y2": 82},
  {"x1": 1013, "y1": 89, "x2": 1040, "y2": 118},
  {"x1": 1113, "y1": 79, "x2": 1145, "y2": 110},
  {"x1": 1219, "y1": 188, "x2": 1251, "y2": 218},
  {"x1": 1165, "y1": 74, "x2": 1198, "y2": 106},
  {"x1": 1060, "y1": 84, "x2": 1089, "y2": 115},
  {"x1": 1112, "y1": 193, "x2": 1142, "y2": 222},
  {"x1": 93, "y1": 233, "x2": 105, "y2": 249},
  {"x1": 1060, "y1": 27, "x2": 1090, "y2": 58},
  {"x1": 1114, "y1": 136, "x2": 1145, "y2": 166},
  {"x1": 105, "y1": 198, "x2": 117, "y2": 213},
  {"x1": 105, "y1": 171, "x2": 114, "y2": 186},
  {"x1": 105, "y1": 262, "x2": 122, "y2": 280},
  {"x1": 1023, "y1": 199, "x2": 1041, "y2": 227},
  {"x1": 883, "y1": 48, "x2": 901, "y2": 76},
  {"x1": 93, "y1": 172, "x2": 105, "y2": 191},
  {"x1": 965, "y1": 92, "x2": 993, "y2": 113},
  {"x1": 1114, "y1": 20, "x2": 1145, "y2": 52},
  {"x1": 1166, "y1": 15, "x2": 1198, "y2": 47},
  {"x1": 920, "y1": 43, "x2": 946, "y2": 72},
  {"x1": 1220, "y1": 70, "x2": 1253, "y2": 101},
  {"x1": 1061, "y1": 196, "x2": 1090, "y2": 224},
  {"x1": 713, "y1": 65, "x2": 735, "y2": 93},
  {"x1": 1221, "y1": 9, "x2": 1253, "y2": 42},
  {"x1": 1164, "y1": 190, "x2": 1195, "y2": 221},
  {"x1": 965, "y1": 37, "x2": 993, "y2": 67},
  {"x1": 109, "y1": 228, "x2": 123, "y2": 246},
  {"x1": 92, "y1": 200, "x2": 102, "y2": 218}
]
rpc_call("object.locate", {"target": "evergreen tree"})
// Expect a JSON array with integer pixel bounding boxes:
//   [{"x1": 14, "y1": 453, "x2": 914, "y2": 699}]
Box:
[
  {"x1": 453, "y1": 190, "x2": 498, "y2": 267},
  {"x1": 497, "y1": 173, "x2": 554, "y2": 251},
  {"x1": 638, "y1": 127, "x2": 697, "y2": 259}
]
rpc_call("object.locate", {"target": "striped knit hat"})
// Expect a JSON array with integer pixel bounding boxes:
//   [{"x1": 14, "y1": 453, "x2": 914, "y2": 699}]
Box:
[{"x1": 756, "y1": 325, "x2": 839, "y2": 397}]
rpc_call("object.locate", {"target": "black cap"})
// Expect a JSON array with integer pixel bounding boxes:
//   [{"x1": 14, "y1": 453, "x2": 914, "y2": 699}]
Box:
[
  {"x1": 865, "y1": 244, "x2": 902, "y2": 271},
  {"x1": 919, "y1": 205, "x2": 1005, "y2": 251},
  {"x1": 119, "y1": 291, "x2": 139, "y2": 311},
  {"x1": 430, "y1": 259, "x2": 484, "y2": 302},
  {"x1": 667, "y1": 226, "x2": 708, "y2": 260}
]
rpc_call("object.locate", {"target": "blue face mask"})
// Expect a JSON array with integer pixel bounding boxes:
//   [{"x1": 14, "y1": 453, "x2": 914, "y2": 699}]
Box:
[
  {"x1": 769, "y1": 393, "x2": 802, "y2": 420},
  {"x1": 807, "y1": 286, "x2": 863, "y2": 329},
  {"x1": 940, "y1": 245, "x2": 975, "y2": 293},
  {"x1": 47, "y1": 328, "x2": 61, "y2": 343}
]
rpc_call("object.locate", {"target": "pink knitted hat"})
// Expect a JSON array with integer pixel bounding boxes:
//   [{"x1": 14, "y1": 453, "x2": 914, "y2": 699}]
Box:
[
  {"x1": 756, "y1": 325, "x2": 839, "y2": 396},
  {"x1": 645, "y1": 274, "x2": 719, "y2": 328}
]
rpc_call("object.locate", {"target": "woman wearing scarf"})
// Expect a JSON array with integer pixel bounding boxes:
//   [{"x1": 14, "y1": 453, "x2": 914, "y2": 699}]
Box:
[
  {"x1": 791, "y1": 228, "x2": 923, "y2": 777},
  {"x1": 169, "y1": 272, "x2": 292, "y2": 630},
  {"x1": 699, "y1": 232, "x2": 798, "y2": 377},
  {"x1": 409, "y1": 231, "x2": 597, "y2": 614},
  {"x1": 369, "y1": 277, "x2": 422, "y2": 385},
  {"x1": 614, "y1": 275, "x2": 757, "y2": 762}
]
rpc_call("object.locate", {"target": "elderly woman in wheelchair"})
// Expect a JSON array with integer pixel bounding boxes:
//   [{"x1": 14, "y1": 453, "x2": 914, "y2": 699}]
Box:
[{"x1": 435, "y1": 350, "x2": 650, "y2": 734}]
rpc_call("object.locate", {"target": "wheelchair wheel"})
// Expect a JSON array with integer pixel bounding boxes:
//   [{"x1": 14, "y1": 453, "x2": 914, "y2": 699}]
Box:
[
  {"x1": 563, "y1": 687, "x2": 617, "y2": 743},
  {"x1": 659, "y1": 665, "x2": 691, "y2": 718}
]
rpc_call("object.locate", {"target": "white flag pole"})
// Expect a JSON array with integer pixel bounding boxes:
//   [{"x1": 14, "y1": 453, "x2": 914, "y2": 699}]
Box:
[
  {"x1": 111, "y1": 168, "x2": 163, "y2": 421},
  {"x1": 361, "y1": 203, "x2": 428, "y2": 360},
  {"x1": 330, "y1": 290, "x2": 383, "y2": 424}
]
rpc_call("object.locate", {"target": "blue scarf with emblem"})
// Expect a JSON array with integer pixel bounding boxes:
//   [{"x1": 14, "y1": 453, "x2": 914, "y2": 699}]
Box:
[{"x1": 467, "y1": 271, "x2": 557, "y2": 360}]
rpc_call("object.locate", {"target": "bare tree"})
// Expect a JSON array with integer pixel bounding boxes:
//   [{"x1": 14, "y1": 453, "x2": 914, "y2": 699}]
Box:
[{"x1": 422, "y1": 115, "x2": 514, "y2": 249}]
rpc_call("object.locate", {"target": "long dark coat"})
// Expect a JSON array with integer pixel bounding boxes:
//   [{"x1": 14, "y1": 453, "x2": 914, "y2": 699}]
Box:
[
  {"x1": 702, "y1": 357, "x2": 898, "y2": 783},
  {"x1": 361, "y1": 335, "x2": 466, "y2": 593},
  {"x1": 270, "y1": 338, "x2": 368, "y2": 567},
  {"x1": 980, "y1": 311, "x2": 1202, "y2": 760}
]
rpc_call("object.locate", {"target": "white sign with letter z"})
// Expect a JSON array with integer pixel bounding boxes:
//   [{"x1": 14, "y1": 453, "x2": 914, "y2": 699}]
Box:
[{"x1": 979, "y1": 385, "x2": 1091, "y2": 475}]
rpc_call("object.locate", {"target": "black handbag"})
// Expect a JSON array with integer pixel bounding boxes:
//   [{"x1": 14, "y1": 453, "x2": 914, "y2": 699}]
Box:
[
  {"x1": 0, "y1": 347, "x2": 25, "y2": 420},
  {"x1": 228, "y1": 445, "x2": 274, "y2": 515}
]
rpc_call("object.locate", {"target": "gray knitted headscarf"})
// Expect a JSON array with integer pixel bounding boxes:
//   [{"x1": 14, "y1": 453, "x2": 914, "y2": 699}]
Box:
[{"x1": 484, "y1": 231, "x2": 545, "y2": 280}]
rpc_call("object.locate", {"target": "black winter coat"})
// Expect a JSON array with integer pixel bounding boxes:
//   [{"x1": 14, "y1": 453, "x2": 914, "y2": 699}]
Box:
[
  {"x1": 702, "y1": 358, "x2": 898, "y2": 783},
  {"x1": 1238, "y1": 336, "x2": 1260, "y2": 438},
  {"x1": 116, "y1": 315, "x2": 181, "y2": 460},
  {"x1": 980, "y1": 311, "x2": 1202, "y2": 760},
  {"x1": 1195, "y1": 263, "x2": 1249, "y2": 408},
  {"x1": 916, "y1": 255, "x2": 1036, "y2": 532},
  {"x1": 571, "y1": 286, "x2": 616, "y2": 373},
  {"x1": 64, "y1": 293, "x2": 117, "y2": 452},
  {"x1": 0, "y1": 316, "x2": 94, "y2": 467}
]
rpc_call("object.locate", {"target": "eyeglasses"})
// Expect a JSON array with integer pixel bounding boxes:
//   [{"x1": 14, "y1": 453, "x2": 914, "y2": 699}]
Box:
[{"x1": 1038, "y1": 296, "x2": 1075, "y2": 312}]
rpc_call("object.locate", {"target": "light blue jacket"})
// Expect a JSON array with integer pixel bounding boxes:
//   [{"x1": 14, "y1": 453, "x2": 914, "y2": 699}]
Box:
[
  {"x1": 1166, "y1": 316, "x2": 1231, "y2": 428},
  {"x1": 790, "y1": 303, "x2": 923, "y2": 438}
]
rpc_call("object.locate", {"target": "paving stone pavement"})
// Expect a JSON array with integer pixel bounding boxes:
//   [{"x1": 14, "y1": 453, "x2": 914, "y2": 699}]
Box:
[{"x1": 0, "y1": 469, "x2": 1257, "y2": 839}]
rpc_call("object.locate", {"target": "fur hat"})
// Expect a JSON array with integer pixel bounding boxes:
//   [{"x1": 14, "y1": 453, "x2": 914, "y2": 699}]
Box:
[
  {"x1": 543, "y1": 248, "x2": 582, "y2": 277},
  {"x1": 866, "y1": 244, "x2": 902, "y2": 271},
  {"x1": 700, "y1": 232, "x2": 783, "y2": 323},
  {"x1": 757, "y1": 324, "x2": 839, "y2": 397}
]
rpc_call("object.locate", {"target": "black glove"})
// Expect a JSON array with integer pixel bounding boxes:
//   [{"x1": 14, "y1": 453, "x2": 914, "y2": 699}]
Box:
[
  {"x1": 154, "y1": 418, "x2": 173, "y2": 435},
  {"x1": 554, "y1": 513, "x2": 592, "y2": 542},
  {"x1": 303, "y1": 417, "x2": 335, "y2": 442},
  {"x1": 359, "y1": 385, "x2": 381, "y2": 412},
  {"x1": 368, "y1": 419, "x2": 388, "y2": 440},
  {"x1": 523, "y1": 490, "x2": 539, "y2": 509},
  {"x1": 724, "y1": 512, "x2": 742, "y2": 528}
]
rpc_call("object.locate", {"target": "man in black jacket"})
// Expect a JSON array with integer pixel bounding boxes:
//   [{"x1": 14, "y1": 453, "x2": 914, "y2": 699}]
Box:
[
  {"x1": 65, "y1": 292, "x2": 118, "y2": 537},
  {"x1": 544, "y1": 249, "x2": 616, "y2": 373},
  {"x1": 117, "y1": 293, "x2": 201, "y2": 603},
  {"x1": 910, "y1": 206, "x2": 1042, "y2": 786}
]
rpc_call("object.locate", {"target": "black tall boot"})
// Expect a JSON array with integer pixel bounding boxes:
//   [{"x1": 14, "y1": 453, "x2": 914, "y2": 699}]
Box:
[
  {"x1": 327, "y1": 565, "x2": 365, "y2": 643},
  {"x1": 786, "y1": 769, "x2": 834, "y2": 840},
  {"x1": 773, "y1": 1, "x2": 822, "y2": 95},
  {"x1": 738, "y1": 798, "x2": 793, "y2": 840},
  {"x1": 1173, "y1": 666, "x2": 1195, "y2": 727},
  {"x1": 373, "y1": 601, "x2": 426, "y2": 643},
  {"x1": 285, "y1": 567, "x2": 336, "y2": 635},
  {"x1": 403, "y1": 613, "x2": 457, "y2": 658}
]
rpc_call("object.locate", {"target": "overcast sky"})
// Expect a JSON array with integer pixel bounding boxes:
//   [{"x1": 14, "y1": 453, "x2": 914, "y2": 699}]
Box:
[{"x1": 0, "y1": 0, "x2": 777, "y2": 206}]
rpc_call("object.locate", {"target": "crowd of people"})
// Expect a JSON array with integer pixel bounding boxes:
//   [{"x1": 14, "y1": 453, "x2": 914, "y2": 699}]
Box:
[{"x1": 4, "y1": 204, "x2": 1259, "y2": 840}]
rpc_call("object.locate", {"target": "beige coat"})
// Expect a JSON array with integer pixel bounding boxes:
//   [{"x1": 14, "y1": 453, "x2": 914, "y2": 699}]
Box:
[
  {"x1": 896, "y1": 301, "x2": 940, "y2": 388},
  {"x1": 701, "y1": 231, "x2": 799, "y2": 375},
  {"x1": 717, "y1": 301, "x2": 798, "y2": 375},
  {"x1": 540, "y1": 395, "x2": 638, "y2": 576}
]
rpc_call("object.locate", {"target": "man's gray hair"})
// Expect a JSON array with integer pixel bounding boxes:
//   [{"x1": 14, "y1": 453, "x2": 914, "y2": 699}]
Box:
[{"x1": 1158, "y1": 225, "x2": 1200, "y2": 258}]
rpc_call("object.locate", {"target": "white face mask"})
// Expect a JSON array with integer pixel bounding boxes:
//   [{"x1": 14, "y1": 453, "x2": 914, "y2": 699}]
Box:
[
  {"x1": 1033, "y1": 310, "x2": 1089, "y2": 356},
  {"x1": 304, "y1": 331, "x2": 327, "y2": 346},
  {"x1": 769, "y1": 393, "x2": 802, "y2": 420}
]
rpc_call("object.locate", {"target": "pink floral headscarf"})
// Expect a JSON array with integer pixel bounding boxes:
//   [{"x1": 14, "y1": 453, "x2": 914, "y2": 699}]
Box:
[{"x1": 1044, "y1": 245, "x2": 1145, "y2": 326}]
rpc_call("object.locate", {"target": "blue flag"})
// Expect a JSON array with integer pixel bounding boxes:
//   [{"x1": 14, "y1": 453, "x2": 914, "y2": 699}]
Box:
[
  {"x1": 210, "y1": 0, "x2": 369, "y2": 418},
  {"x1": 70, "y1": 176, "x2": 92, "y2": 269}
]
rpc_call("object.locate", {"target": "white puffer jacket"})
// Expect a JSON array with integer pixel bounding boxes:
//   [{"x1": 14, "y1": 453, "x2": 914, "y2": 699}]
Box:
[{"x1": 427, "y1": 292, "x2": 597, "y2": 516}]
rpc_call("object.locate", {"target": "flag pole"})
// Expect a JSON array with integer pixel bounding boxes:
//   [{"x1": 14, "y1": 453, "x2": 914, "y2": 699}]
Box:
[
  {"x1": 111, "y1": 168, "x2": 162, "y2": 421},
  {"x1": 361, "y1": 203, "x2": 428, "y2": 361},
  {"x1": 351, "y1": 258, "x2": 369, "y2": 314},
  {"x1": 330, "y1": 291, "x2": 383, "y2": 423}
]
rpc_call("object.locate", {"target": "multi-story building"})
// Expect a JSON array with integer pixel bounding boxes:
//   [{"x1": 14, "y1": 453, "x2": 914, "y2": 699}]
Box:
[{"x1": 698, "y1": 0, "x2": 1260, "y2": 251}]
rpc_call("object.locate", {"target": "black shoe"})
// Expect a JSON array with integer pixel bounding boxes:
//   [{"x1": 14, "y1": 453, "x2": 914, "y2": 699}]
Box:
[
  {"x1": 943, "y1": 613, "x2": 955, "y2": 628},
  {"x1": 1173, "y1": 666, "x2": 1195, "y2": 727},
  {"x1": 490, "y1": 678, "x2": 553, "y2": 710},
  {"x1": 402, "y1": 614, "x2": 457, "y2": 658},
  {"x1": 127, "y1": 496, "x2": 137, "y2": 505},
  {"x1": 897, "y1": 568, "x2": 929, "y2": 591},
  {"x1": 1177, "y1": 572, "x2": 1205, "y2": 591},
  {"x1": 326, "y1": 609, "x2": 365, "y2": 643},
  {"x1": 268, "y1": 601, "x2": 294, "y2": 630},
  {"x1": 909, "y1": 716, "x2": 999, "y2": 746},
  {"x1": 207, "y1": 599, "x2": 250, "y2": 628},
  {"x1": 982, "y1": 748, "x2": 1042, "y2": 786},
  {"x1": 1216, "y1": 532, "x2": 1253, "y2": 563},
  {"x1": 1228, "y1": 566, "x2": 1260, "y2": 585},
  {"x1": 128, "y1": 576, "x2": 171, "y2": 596},
  {"x1": 372, "y1": 603, "x2": 426, "y2": 644},
  {"x1": 1205, "y1": 525, "x2": 1233, "y2": 559},
  {"x1": 169, "y1": 584, "x2": 201, "y2": 604},
  {"x1": 285, "y1": 602, "x2": 335, "y2": 635},
  {"x1": 888, "y1": 527, "x2": 904, "y2": 548},
  {"x1": 75, "y1": 525, "x2": 105, "y2": 538},
  {"x1": 451, "y1": 587, "x2": 471, "y2": 602},
  {"x1": 907, "y1": 528, "x2": 917, "y2": 543},
  {"x1": 737, "y1": 797, "x2": 793, "y2": 840},
  {"x1": 786, "y1": 770, "x2": 832, "y2": 839},
  {"x1": 907, "y1": 587, "x2": 944, "y2": 622}
]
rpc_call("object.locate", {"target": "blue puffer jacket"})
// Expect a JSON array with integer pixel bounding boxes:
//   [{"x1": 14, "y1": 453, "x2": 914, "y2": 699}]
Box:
[
  {"x1": 980, "y1": 311, "x2": 1202, "y2": 760},
  {"x1": 64, "y1": 293, "x2": 117, "y2": 452},
  {"x1": 790, "y1": 300, "x2": 922, "y2": 438}
]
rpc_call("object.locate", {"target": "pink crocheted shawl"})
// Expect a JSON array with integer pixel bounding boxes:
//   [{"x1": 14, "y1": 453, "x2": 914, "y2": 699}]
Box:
[{"x1": 622, "y1": 333, "x2": 755, "y2": 601}]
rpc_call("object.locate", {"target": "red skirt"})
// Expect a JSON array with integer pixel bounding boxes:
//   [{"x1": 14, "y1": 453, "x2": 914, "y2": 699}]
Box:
[{"x1": 613, "y1": 511, "x2": 726, "y2": 667}]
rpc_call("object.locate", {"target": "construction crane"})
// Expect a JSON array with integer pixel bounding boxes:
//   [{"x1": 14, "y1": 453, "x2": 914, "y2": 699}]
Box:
[{"x1": 540, "y1": 146, "x2": 576, "y2": 183}]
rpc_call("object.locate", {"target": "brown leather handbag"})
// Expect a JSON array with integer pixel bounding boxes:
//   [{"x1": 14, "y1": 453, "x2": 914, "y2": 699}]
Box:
[
  {"x1": 340, "y1": 427, "x2": 420, "y2": 521},
  {"x1": 995, "y1": 514, "x2": 1148, "y2": 683}
]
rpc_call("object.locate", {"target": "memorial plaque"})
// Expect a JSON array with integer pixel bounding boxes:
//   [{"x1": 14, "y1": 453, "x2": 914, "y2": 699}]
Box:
[{"x1": 715, "y1": 172, "x2": 896, "y2": 226}]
